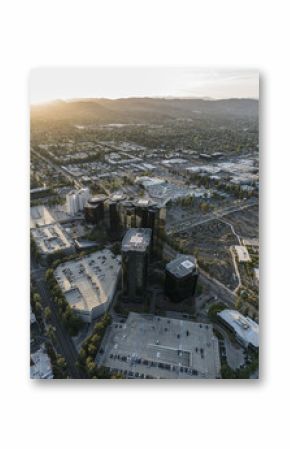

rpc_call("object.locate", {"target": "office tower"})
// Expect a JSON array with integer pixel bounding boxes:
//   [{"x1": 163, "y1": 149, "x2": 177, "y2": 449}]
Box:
[
  {"x1": 165, "y1": 255, "x2": 198, "y2": 302},
  {"x1": 84, "y1": 195, "x2": 106, "y2": 224},
  {"x1": 121, "y1": 228, "x2": 152, "y2": 302}
]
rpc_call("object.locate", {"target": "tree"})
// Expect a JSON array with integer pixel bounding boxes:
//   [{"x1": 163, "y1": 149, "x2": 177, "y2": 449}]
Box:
[
  {"x1": 34, "y1": 301, "x2": 43, "y2": 315},
  {"x1": 208, "y1": 302, "x2": 226, "y2": 321},
  {"x1": 44, "y1": 306, "x2": 52, "y2": 321},
  {"x1": 87, "y1": 344, "x2": 97, "y2": 356},
  {"x1": 56, "y1": 356, "x2": 66, "y2": 370},
  {"x1": 221, "y1": 363, "x2": 237, "y2": 379},
  {"x1": 45, "y1": 269, "x2": 54, "y2": 282},
  {"x1": 46, "y1": 324, "x2": 56, "y2": 343},
  {"x1": 200, "y1": 202, "x2": 209, "y2": 213}
]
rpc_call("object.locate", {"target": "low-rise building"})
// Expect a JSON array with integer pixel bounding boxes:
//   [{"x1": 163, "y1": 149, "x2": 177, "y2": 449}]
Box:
[
  {"x1": 54, "y1": 249, "x2": 121, "y2": 322},
  {"x1": 31, "y1": 223, "x2": 74, "y2": 258},
  {"x1": 234, "y1": 245, "x2": 251, "y2": 262},
  {"x1": 30, "y1": 345, "x2": 54, "y2": 379},
  {"x1": 217, "y1": 309, "x2": 259, "y2": 350}
]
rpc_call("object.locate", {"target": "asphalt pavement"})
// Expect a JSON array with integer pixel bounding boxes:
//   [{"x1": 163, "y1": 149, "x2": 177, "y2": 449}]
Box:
[{"x1": 31, "y1": 266, "x2": 87, "y2": 379}]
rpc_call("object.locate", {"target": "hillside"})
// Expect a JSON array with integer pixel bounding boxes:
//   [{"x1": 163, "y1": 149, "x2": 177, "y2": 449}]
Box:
[{"x1": 31, "y1": 97, "x2": 258, "y2": 126}]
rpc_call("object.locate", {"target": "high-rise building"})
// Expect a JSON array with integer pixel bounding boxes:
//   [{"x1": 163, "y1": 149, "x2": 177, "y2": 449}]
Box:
[
  {"x1": 84, "y1": 195, "x2": 106, "y2": 224},
  {"x1": 66, "y1": 191, "x2": 79, "y2": 215},
  {"x1": 119, "y1": 198, "x2": 166, "y2": 255},
  {"x1": 105, "y1": 193, "x2": 126, "y2": 232},
  {"x1": 121, "y1": 228, "x2": 152, "y2": 302},
  {"x1": 66, "y1": 188, "x2": 91, "y2": 215},
  {"x1": 78, "y1": 187, "x2": 91, "y2": 210},
  {"x1": 165, "y1": 255, "x2": 198, "y2": 302}
]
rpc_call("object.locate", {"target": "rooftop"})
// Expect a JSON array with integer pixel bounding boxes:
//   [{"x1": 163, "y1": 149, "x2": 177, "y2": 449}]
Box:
[
  {"x1": 122, "y1": 228, "x2": 152, "y2": 252},
  {"x1": 110, "y1": 193, "x2": 126, "y2": 202},
  {"x1": 135, "y1": 176, "x2": 165, "y2": 188},
  {"x1": 234, "y1": 245, "x2": 251, "y2": 262},
  {"x1": 30, "y1": 205, "x2": 55, "y2": 228},
  {"x1": 166, "y1": 255, "x2": 198, "y2": 278},
  {"x1": 217, "y1": 309, "x2": 259, "y2": 348},
  {"x1": 88, "y1": 195, "x2": 107, "y2": 204},
  {"x1": 162, "y1": 158, "x2": 188, "y2": 165},
  {"x1": 30, "y1": 346, "x2": 53, "y2": 379},
  {"x1": 54, "y1": 249, "x2": 121, "y2": 314},
  {"x1": 31, "y1": 223, "x2": 72, "y2": 255},
  {"x1": 96, "y1": 313, "x2": 221, "y2": 379}
]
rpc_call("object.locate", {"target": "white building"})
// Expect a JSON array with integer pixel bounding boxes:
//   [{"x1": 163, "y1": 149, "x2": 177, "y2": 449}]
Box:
[
  {"x1": 66, "y1": 188, "x2": 91, "y2": 215},
  {"x1": 217, "y1": 309, "x2": 259, "y2": 350},
  {"x1": 78, "y1": 187, "x2": 91, "y2": 210},
  {"x1": 234, "y1": 245, "x2": 251, "y2": 262}
]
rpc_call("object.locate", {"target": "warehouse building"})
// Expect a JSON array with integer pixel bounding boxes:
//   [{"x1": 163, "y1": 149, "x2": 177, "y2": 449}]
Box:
[
  {"x1": 54, "y1": 249, "x2": 121, "y2": 322},
  {"x1": 96, "y1": 313, "x2": 221, "y2": 379},
  {"x1": 165, "y1": 255, "x2": 198, "y2": 302}
]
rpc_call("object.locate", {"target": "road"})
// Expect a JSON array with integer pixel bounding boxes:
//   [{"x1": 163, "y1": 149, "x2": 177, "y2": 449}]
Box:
[
  {"x1": 162, "y1": 242, "x2": 236, "y2": 307},
  {"x1": 31, "y1": 147, "x2": 82, "y2": 189},
  {"x1": 198, "y1": 269, "x2": 236, "y2": 307},
  {"x1": 31, "y1": 265, "x2": 87, "y2": 379},
  {"x1": 219, "y1": 217, "x2": 242, "y2": 293},
  {"x1": 213, "y1": 323, "x2": 245, "y2": 369},
  {"x1": 166, "y1": 199, "x2": 258, "y2": 235}
]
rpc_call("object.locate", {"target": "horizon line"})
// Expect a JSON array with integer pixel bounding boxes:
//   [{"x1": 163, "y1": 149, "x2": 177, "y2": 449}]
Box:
[{"x1": 31, "y1": 95, "x2": 259, "y2": 106}]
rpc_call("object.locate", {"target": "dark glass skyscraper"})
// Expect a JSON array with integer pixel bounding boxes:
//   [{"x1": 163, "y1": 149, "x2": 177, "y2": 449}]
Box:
[
  {"x1": 121, "y1": 228, "x2": 152, "y2": 302},
  {"x1": 84, "y1": 196, "x2": 106, "y2": 224},
  {"x1": 165, "y1": 255, "x2": 198, "y2": 302}
]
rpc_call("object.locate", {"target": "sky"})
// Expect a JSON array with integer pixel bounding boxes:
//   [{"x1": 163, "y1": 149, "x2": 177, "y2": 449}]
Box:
[{"x1": 29, "y1": 67, "x2": 259, "y2": 104}]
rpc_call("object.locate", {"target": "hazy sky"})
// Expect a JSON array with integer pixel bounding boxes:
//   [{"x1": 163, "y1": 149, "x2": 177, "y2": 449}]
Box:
[{"x1": 30, "y1": 68, "x2": 259, "y2": 104}]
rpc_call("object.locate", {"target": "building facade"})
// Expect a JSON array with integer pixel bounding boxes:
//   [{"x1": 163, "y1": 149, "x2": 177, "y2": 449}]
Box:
[
  {"x1": 84, "y1": 195, "x2": 106, "y2": 224},
  {"x1": 121, "y1": 228, "x2": 152, "y2": 302},
  {"x1": 165, "y1": 255, "x2": 198, "y2": 302},
  {"x1": 66, "y1": 188, "x2": 91, "y2": 215}
]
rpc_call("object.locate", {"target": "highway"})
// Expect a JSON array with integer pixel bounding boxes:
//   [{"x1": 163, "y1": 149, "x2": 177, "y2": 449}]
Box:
[{"x1": 31, "y1": 265, "x2": 87, "y2": 379}]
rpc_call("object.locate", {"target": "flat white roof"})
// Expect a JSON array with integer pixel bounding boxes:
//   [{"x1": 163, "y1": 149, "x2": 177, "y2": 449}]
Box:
[
  {"x1": 235, "y1": 245, "x2": 251, "y2": 262},
  {"x1": 130, "y1": 235, "x2": 144, "y2": 244},
  {"x1": 31, "y1": 223, "x2": 72, "y2": 254},
  {"x1": 218, "y1": 309, "x2": 259, "y2": 348},
  {"x1": 181, "y1": 260, "x2": 194, "y2": 269},
  {"x1": 54, "y1": 249, "x2": 121, "y2": 314},
  {"x1": 162, "y1": 158, "x2": 188, "y2": 165}
]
